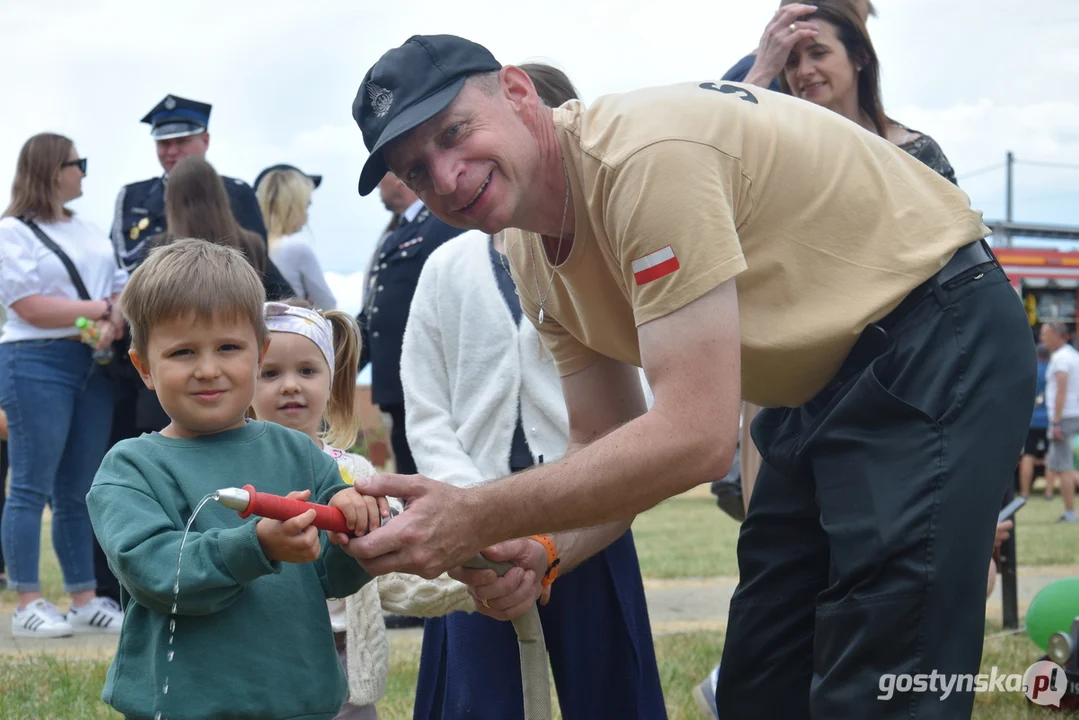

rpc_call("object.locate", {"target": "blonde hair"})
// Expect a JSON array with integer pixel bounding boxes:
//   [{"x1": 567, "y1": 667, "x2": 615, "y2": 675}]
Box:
[
  {"x1": 3, "y1": 133, "x2": 76, "y2": 222},
  {"x1": 256, "y1": 169, "x2": 314, "y2": 249},
  {"x1": 121, "y1": 238, "x2": 268, "y2": 358},
  {"x1": 272, "y1": 298, "x2": 363, "y2": 449}
]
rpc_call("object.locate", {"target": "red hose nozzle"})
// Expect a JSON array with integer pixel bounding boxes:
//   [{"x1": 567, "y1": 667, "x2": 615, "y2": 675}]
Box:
[{"x1": 214, "y1": 484, "x2": 352, "y2": 535}]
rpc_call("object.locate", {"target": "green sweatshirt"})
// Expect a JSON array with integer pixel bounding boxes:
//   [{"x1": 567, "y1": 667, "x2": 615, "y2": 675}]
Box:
[{"x1": 87, "y1": 420, "x2": 372, "y2": 720}]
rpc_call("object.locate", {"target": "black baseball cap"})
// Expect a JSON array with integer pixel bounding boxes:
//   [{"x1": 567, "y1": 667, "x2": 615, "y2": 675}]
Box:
[{"x1": 353, "y1": 34, "x2": 501, "y2": 196}]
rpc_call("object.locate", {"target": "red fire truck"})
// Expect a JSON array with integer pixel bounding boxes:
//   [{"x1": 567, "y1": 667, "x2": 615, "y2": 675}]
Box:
[{"x1": 995, "y1": 247, "x2": 1079, "y2": 333}]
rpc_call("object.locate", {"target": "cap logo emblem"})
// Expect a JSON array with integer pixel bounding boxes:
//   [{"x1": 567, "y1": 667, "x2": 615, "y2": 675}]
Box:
[
  {"x1": 164, "y1": 96, "x2": 176, "y2": 110},
  {"x1": 366, "y1": 82, "x2": 394, "y2": 118}
]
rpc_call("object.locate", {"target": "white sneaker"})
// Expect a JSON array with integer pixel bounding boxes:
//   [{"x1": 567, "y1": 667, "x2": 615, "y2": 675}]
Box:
[
  {"x1": 12, "y1": 598, "x2": 74, "y2": 638},
  {"x1": 67, "y1": 596, "x2": 124, "y2": 634}
]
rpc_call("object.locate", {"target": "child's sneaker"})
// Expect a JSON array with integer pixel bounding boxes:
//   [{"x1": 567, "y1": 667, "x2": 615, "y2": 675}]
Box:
[
  {"x1": 12, "y1": 598, "x2": 74, "y2": 638},
  {"x1": 67, "y1": 596, "x2": 124, "y2": 634}
]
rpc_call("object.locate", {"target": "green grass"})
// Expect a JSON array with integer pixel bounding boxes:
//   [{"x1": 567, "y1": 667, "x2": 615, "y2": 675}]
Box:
[
  {"x1": 0, "y1": 627, "x2": 1066, "y2": 720},
  {"x1": 629, "y1": 488, "x2": 1078, "y2": 579},
  {"x1": 1007, "y1": 491, "x2": 1079, "y2": 566},
  {"x1": 0, "y1": 657, "x2": 117, "y2": 719},
  {"x1": 6, "y1": 486, "x2": 1073, "y2": 608},
  {"x1": 3, "y1": 489, "x2": 1078, "y2": 719},
  {"x1": 632, "y1": 494, "x2": 742, "y2": 578},
  {"x1": 973, "y1": 623, "x2": 1070, "y2": 719}
]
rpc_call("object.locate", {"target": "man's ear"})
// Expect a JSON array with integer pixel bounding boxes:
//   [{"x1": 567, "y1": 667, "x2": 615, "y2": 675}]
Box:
[
  {"x1": 128, "y1": 348, "x2": 155, "y2": 390},
  {"x1": 501, "y1": 65, "x2": 537, "y2": 113}
]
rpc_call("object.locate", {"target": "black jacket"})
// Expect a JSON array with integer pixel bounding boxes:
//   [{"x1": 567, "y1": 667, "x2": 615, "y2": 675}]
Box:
[
  {"x1": 111, "y1": 174, "x2": 267, "y2": 268},
  {"x1": 357, "y1": 207, "x2": 465, "y2": 406}
]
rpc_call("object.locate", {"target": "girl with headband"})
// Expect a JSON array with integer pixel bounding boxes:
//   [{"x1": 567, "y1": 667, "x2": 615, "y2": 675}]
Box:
[
  {"x1": 252, "y1": 299, "x2": 388, "y2": 719},
  {"x1": 253, "y1": 300, "x2": 478, "y2": 719}
]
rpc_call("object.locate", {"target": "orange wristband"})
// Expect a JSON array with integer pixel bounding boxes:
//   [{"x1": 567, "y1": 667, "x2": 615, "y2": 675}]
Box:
[{"x1": 530, "y1": 534, "x2": 560, "y2": 587}]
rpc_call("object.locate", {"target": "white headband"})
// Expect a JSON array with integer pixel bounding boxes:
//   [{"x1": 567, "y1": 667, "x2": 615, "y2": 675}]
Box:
[{"x1": 264, "y1": 302, "x2": 335, "y2": 372}]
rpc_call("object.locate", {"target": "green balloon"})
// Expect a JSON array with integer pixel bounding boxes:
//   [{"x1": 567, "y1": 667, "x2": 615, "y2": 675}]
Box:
[{"x1": 1026, "y1": 577, "x2": 1079, "y2": 651}]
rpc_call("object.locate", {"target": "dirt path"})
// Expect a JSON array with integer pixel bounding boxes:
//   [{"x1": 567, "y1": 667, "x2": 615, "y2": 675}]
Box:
[{"x1": 3, "y1": 565, "x2": 1076, "y2": 659}]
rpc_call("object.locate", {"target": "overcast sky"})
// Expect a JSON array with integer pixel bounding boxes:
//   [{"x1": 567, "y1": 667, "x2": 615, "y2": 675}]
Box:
[{"x1": 2, "y1": 0, "x2": 1078, "y2": 317}]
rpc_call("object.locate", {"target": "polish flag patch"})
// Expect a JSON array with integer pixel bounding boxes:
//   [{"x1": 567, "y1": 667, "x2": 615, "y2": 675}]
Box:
[{"x1": 631, "y1": 246, "x2": 680, "y2": 285}]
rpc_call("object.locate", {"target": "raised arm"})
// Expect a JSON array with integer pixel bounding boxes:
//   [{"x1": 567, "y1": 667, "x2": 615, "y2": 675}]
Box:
[{"x1": 742, "y1": 4, "x2": 820, "y2": 88}]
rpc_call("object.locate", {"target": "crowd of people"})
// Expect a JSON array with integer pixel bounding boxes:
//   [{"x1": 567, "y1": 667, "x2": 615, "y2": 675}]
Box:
[{"x1": 0, "y1": 1, "x2": 1057, "y2": 718}]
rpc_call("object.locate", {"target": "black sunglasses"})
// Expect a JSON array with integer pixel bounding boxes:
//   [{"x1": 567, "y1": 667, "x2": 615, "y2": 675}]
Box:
[{"x1": 62, "y1": 158, "x2": 88, "y2": 174}]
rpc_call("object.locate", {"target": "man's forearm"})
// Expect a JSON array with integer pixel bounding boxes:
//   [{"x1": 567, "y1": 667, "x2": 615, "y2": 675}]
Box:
[
  {"x1": 535, "y1": 444, "x2": 634, "y2": 573},
  {"x1": 473, "y1": 407, "x2": 733, "y2": 549},
  {"x1": 551, "y1": 518, "x2": 633, "y2": 573},
  {"x1": 1055, "y1": 381, "x2": 1068, "y2": 423}
]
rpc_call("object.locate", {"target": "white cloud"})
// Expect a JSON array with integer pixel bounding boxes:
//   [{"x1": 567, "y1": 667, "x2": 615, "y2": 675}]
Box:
[{"x1": 325, "y1": 270, "x2": 367, "y2": 318}]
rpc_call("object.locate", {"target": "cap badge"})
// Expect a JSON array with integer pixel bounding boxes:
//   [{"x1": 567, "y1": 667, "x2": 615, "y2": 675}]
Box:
[
  {"x1": 366, "y1": 82, "x2": 394, "y2": 118},
  {"x1": 164, "y1": 96, "x2": 176, "y2": 110}
]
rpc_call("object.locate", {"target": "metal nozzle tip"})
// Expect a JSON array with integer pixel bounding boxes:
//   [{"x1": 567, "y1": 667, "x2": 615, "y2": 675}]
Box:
[{"x1": 213, "y1": 487, "x2": 251, "y2": 512}]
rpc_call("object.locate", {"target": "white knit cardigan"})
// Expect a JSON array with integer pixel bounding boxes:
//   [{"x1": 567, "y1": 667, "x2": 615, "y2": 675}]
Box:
[
  {"x1": 339, "y1": 453, "x2": 476, "y2": 706},
  {"x1": 400, "y1": 230, "x2": 569, "y2": 487},
  {"x1": 350, "y1": 230, "x2": 621, "y2": 701},
  {"x1": 326, "y1": 451, "x2": 385, "y2": 706}
]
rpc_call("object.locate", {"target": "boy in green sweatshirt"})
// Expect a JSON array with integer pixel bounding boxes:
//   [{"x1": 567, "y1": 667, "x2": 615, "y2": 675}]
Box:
[{"x1": 87, "y1": 238, "x2": 384, "y2": 720}]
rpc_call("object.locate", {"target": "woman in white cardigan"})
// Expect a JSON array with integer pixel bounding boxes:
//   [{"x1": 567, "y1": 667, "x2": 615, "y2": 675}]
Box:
[{"x1": 400, "y1": 227, "x2": 665, "y2": 719}]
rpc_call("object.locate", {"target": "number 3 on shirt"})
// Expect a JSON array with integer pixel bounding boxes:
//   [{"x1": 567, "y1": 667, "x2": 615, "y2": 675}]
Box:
[{"x1": 699, "y1": 82, "x2": 758, "y2": 104}]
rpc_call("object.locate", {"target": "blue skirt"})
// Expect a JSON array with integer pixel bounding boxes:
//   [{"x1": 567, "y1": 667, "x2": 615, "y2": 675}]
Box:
[{"x1": 412, "y1": 530, "x2": 666, "y2": 719}]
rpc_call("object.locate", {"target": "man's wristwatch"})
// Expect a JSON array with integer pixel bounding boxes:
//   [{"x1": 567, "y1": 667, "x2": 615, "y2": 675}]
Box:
[
  {"x1": 99, "y1": 298, "x2": 113, "y2": 321},
  {"x1": 530, "y1": 534, "x2": 560, "y2": 588}
]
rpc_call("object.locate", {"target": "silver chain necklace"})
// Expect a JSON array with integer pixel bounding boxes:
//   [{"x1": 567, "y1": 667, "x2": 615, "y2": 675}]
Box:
[{"x1": 527, "y1": 161, "x2": 571, "y2": 324}]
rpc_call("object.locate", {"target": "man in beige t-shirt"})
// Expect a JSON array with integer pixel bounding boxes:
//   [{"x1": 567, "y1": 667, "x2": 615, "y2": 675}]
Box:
[{"x1": 347, "y1": 35, "x2": 1037, "y2": 718}]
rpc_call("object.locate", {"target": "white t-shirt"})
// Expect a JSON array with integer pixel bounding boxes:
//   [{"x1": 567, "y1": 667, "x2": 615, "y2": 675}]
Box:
[
  {"x1": 1046, "y1": 343, "x2": 1079, "y2": 420},
  {"x1": 0, "y1": 215, "x2": 127, "y2": 343},
  {"x1": 269, "y1": 233, "x2": 337, "y2": 310}
]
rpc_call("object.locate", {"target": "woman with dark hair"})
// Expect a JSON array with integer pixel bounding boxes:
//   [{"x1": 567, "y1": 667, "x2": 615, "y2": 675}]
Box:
[
  {"x1": 0, "y1": 133, "x2": 126, "y2": 636},
  {"x1": 153, "y1": 155, "x2": 296, "y2": 300},
  {"x1": 776, "y1": 0, "x2": 956, "y2": 182}
]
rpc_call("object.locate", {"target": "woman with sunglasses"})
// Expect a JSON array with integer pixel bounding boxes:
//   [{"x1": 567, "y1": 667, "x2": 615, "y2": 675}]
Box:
[{"x1": 0, "y1": 133, "x2": 127, "y2": 637}]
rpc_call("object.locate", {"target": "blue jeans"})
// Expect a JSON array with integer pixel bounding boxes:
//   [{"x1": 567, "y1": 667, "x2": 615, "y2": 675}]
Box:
[{"x1": 0, "y1": 339, "x2": 114, "y2": 593}]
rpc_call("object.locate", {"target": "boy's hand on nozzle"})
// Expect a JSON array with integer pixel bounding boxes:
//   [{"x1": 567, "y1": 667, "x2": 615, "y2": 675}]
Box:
[
  {"x1": 327, "y1": 487, "x2": 389, "y2": 545},
  {"x1": 255, "y1": 490, "x2": 321, "y2": 563}
]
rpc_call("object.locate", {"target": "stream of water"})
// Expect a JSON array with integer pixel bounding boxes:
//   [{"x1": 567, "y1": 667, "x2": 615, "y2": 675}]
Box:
[{"x1": 154, "y1": 492, "x2": 216, "y2": 720}]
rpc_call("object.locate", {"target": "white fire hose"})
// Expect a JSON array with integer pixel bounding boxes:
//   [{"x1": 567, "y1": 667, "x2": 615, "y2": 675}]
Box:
[{"x1": 462, "y1": 554, "x2": 551, "y2": 720}]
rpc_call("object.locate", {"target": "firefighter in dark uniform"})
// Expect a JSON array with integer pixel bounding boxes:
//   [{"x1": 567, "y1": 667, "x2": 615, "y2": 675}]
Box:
[
  {"x1": 93, "y1": 95, "x2": 294, "y2": 602},
  {"x1": 358, "y1": 174, "x2": 465, "y2": 474},
  {"x1": 110, "y1": 94, "x2": 270, "y2": 270}
]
